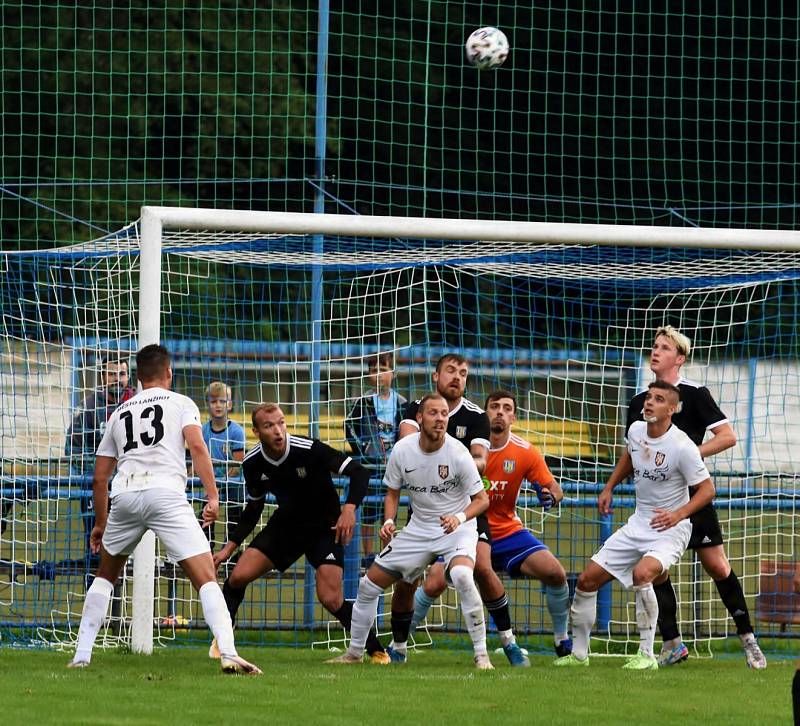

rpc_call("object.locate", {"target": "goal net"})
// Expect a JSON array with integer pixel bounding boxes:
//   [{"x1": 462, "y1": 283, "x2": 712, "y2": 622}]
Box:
[{"x1": 1, "y1": 210, "x2": 799, "y2": 657}]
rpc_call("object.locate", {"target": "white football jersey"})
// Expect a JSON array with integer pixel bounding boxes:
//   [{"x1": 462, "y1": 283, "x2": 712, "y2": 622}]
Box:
[
  {"x1": 96, "y1": 386, "x2": 201, "y2": 496},
  {"x1": 383, "y1": 433, "x2": 483, "y2": 528},
  {"x1": 627, "y1": 420, "x2": 710, "y2": 519}
]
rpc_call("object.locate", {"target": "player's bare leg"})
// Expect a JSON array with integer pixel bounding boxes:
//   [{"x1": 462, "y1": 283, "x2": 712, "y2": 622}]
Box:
[
  {"x1": 182, "y1": 552, "x2": 261, "y2": 675},
  {"x1": 68, "y1": 548, "x2": 127, "y2": 668},
  {"x1": 212, "y1": 547, "x2": 274, "y2": 661},
  {"x1": 217, "y1": 545, "x2": 274, "y2": 647},
  {"x1": 519, "y1": 549, "x2": 571, "y2": 657},
  {"x1": 697, "y1": 545, "x2": 766, "y2": 669}
]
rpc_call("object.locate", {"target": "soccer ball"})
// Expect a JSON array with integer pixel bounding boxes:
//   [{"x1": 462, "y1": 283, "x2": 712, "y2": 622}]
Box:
[{"x1": 465, "y1": 27, "x2": 509, "y2": 70}]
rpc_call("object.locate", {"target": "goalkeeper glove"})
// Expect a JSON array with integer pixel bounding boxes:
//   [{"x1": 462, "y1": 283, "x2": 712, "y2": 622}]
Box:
[{"x1": 531, "y1": 482, "x2": 554, "y2": 510}]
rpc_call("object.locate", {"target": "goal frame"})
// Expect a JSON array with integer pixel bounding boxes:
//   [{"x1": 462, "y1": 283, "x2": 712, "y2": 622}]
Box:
[{"x1": 131, "y1": 205, "x2": 800, "y2": 653}]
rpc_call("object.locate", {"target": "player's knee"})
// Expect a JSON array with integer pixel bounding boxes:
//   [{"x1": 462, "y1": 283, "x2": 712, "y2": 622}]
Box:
[
  {"x1": 448, "y1": 564, "x2": 475, "y2": 593},
  {"x1": 705, "y1": 558, "x2": 731, "y2": 581},
  {"x1": 632, "y1": 565, "x2": 658, "y2": 587},
  {"x1": 424, "y1": 573, "x2": 447, "y2": 598},
  {"x1": 226, "y1": 570, "x2": 249, "y2": 589},
  {"x1": 576, "y1": 571, "x2": 599, "y2": 592},
  {"x1": 473, "y1": 559, "x2": 495, "y2": 583},
  {"x1": 357, "y1": 574, "x2": 385, "y2": 601},
  {"x1": 541, "y1": 560, "x2": 567, "y2": 587}
]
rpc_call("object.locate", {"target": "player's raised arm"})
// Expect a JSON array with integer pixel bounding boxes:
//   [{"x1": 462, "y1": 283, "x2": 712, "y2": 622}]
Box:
[
  {"x1": 699, "y1": 421, "x2": 736, "y2": 458},
  {"x1": 184, "y1": 424, "x2": 219, "y2": 528},
  {"x1": 398, "y1": 398, "x2": 419, "y2": 439}
]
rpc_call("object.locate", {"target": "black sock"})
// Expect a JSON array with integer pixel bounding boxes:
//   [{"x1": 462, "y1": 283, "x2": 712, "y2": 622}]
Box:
[
  {"x1": 714, "y1": 570, "x2": 753, "y2": 635},
  {"x1": 333, "y1": 601, "x2": 384, "y2": 655},
  {"x1": 793, "y1": 670, "x2": 800, "y2": 726},
  {"x1": 484, "y1": 594, "x2": 511, "y2": 632},
  {"x1": 221, "y1": 579, "x2": 246, "y2": 627},
  {"x1": 391, "y1": 609, "x2": 414, "y2": 645},
  {"x1": 654, "y1": 578, "x2": 681, "y2": 641}
]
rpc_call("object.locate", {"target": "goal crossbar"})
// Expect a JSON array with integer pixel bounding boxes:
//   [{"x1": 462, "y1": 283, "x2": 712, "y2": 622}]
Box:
[{"x1": 141, "y1": 206, "x2": 800, "y2": 251}]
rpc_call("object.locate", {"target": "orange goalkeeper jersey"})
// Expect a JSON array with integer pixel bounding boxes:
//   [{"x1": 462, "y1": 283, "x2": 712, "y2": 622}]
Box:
[{"x1": 485, "y1": 433, "x2": 555, "y2": 541}]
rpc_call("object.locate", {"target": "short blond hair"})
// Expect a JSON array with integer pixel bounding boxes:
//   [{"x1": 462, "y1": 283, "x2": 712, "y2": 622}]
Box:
[
  {"x1": 206, "y1": 381, "x2": 232, "y2": 400},
  {"x1": 654, "y1": 326, "x2": 691, "y2": 357}
]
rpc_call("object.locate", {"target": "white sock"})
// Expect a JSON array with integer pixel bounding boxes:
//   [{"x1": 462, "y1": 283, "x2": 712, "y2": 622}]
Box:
[
  {"x1": 449, "y1": 565, "x2": 487, "y2": 656},
  {"x1": 349, "y1": 576, "x2": 384, "y2": 656},
  {"x1": 634, "y1": 583, "x2": 658, "y2": 657},
  {"x1": 740, "y1": 632, "x2": 756, "y2": 644},
  {"x1": 570, "y1": 588, "x2": 597, "y2": 661},
  {"x1": 74, "y1": 577, "x2": 114, "y2": 663},
  {"x1": 499, "y1": 628, "x2": 515, "y2": 647},
  {"x1": 199, "y1": 582, "x2": 238, "y2": 659}
]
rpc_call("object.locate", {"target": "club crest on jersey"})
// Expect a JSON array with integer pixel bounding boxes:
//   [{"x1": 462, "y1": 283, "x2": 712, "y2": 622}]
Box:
[
  {"x1": 655, "y1": 452, "x2": 665, "y2": 466},
  {"x1": 455, "y1": 426, "x2": 467, "y2": 439},
  {"x1": 503, "y1": 459, "x2": 515, "y2": 473},
  {"x1": 296, "y1": 467, "x2": 307, "y2": 478},
  {"x1": 438, "y1": 465, "x2": 449, "y2": 479}
]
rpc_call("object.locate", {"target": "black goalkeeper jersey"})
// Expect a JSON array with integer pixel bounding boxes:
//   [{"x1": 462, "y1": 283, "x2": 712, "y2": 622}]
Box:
[
  {"x1": 402, "y1": 397, "x2": 490, "y2": 451},
  {"x1": 625, "y1": 377, "x2": 728, "y2": 446},
  {"x1": 230, "y1": 434, "x2": 368, "y2": 543}
]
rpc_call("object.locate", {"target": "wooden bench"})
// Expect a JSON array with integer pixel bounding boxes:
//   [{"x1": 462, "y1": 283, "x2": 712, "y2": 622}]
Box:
[{"x1": 755, "y1": 560, "x2": 800, "y2": 631}]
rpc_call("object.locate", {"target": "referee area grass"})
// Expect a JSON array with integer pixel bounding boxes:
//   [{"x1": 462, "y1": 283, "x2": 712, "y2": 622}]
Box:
[{"x1": 0, "y1": 642, "x2": 791, "y2": 725}]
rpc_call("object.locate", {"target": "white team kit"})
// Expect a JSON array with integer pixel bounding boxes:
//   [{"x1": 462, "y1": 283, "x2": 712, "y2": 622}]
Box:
[
  {"x1": 374, "y1": 433, "x2": 484, "y2": 581},
  {"x1": 592, "y1": 421, "x2": 710, "y2": 588},
  {"x1": 95, "y1": 386, "x2": 211, "y2": 562}
]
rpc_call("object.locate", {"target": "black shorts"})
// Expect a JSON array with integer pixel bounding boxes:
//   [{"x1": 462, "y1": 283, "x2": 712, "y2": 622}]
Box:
[
  {"x1": 248, "y1": 509, "x2": 344, "y2": 572},
  {"x1": 476, "y1": 513, "x2": 492, "y2": 547},
  {"x1": 687, "y1": 503, "x2": 724, "y2": 550}
]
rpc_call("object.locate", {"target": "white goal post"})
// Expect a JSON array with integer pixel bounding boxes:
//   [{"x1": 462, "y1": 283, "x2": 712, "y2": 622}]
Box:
[{"x1": 130, "y1": 205, "x2": 800, "y2": 654}]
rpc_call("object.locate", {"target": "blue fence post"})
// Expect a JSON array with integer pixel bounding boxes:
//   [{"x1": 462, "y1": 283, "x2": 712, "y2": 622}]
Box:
[
  {"x1": 597, "y1": 512, "x2": 613, "y2": 631},
  {"x1": 304, "y1": 0, "x2": 331, "y2": 631}
]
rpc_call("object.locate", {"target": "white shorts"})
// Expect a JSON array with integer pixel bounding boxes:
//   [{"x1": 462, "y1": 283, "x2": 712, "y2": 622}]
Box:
[
  {"x1": 374, "y1": 518, "x2": 478, "y2": 583},
  {"x1": 591, "y1": 515, "x2": 691, "y2": 589},
  {"x1": 103, "y1": 489, "x2": 211, "y2": 563}
]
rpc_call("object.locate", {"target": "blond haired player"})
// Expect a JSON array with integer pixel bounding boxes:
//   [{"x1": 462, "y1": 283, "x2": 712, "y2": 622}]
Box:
[
  {"x1": 607, "y1": 325, "x2": 766, "y2": 669},
  {"x1": 328, "y1": 393, "x2": 493, "y2": 669},
  {"x1": 409, "y1": 389, "x2": 572, "y2": 660}
]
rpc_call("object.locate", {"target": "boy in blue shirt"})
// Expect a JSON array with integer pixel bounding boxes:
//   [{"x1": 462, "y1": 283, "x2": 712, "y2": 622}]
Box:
[{"x1": 201, "y1": 381, "x2": 247, "y2": 547}]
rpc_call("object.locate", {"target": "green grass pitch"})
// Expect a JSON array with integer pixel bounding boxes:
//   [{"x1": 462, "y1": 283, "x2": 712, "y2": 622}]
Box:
[{"x1": 0, "y1": 644, "x2": 792, "y2": 725}]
